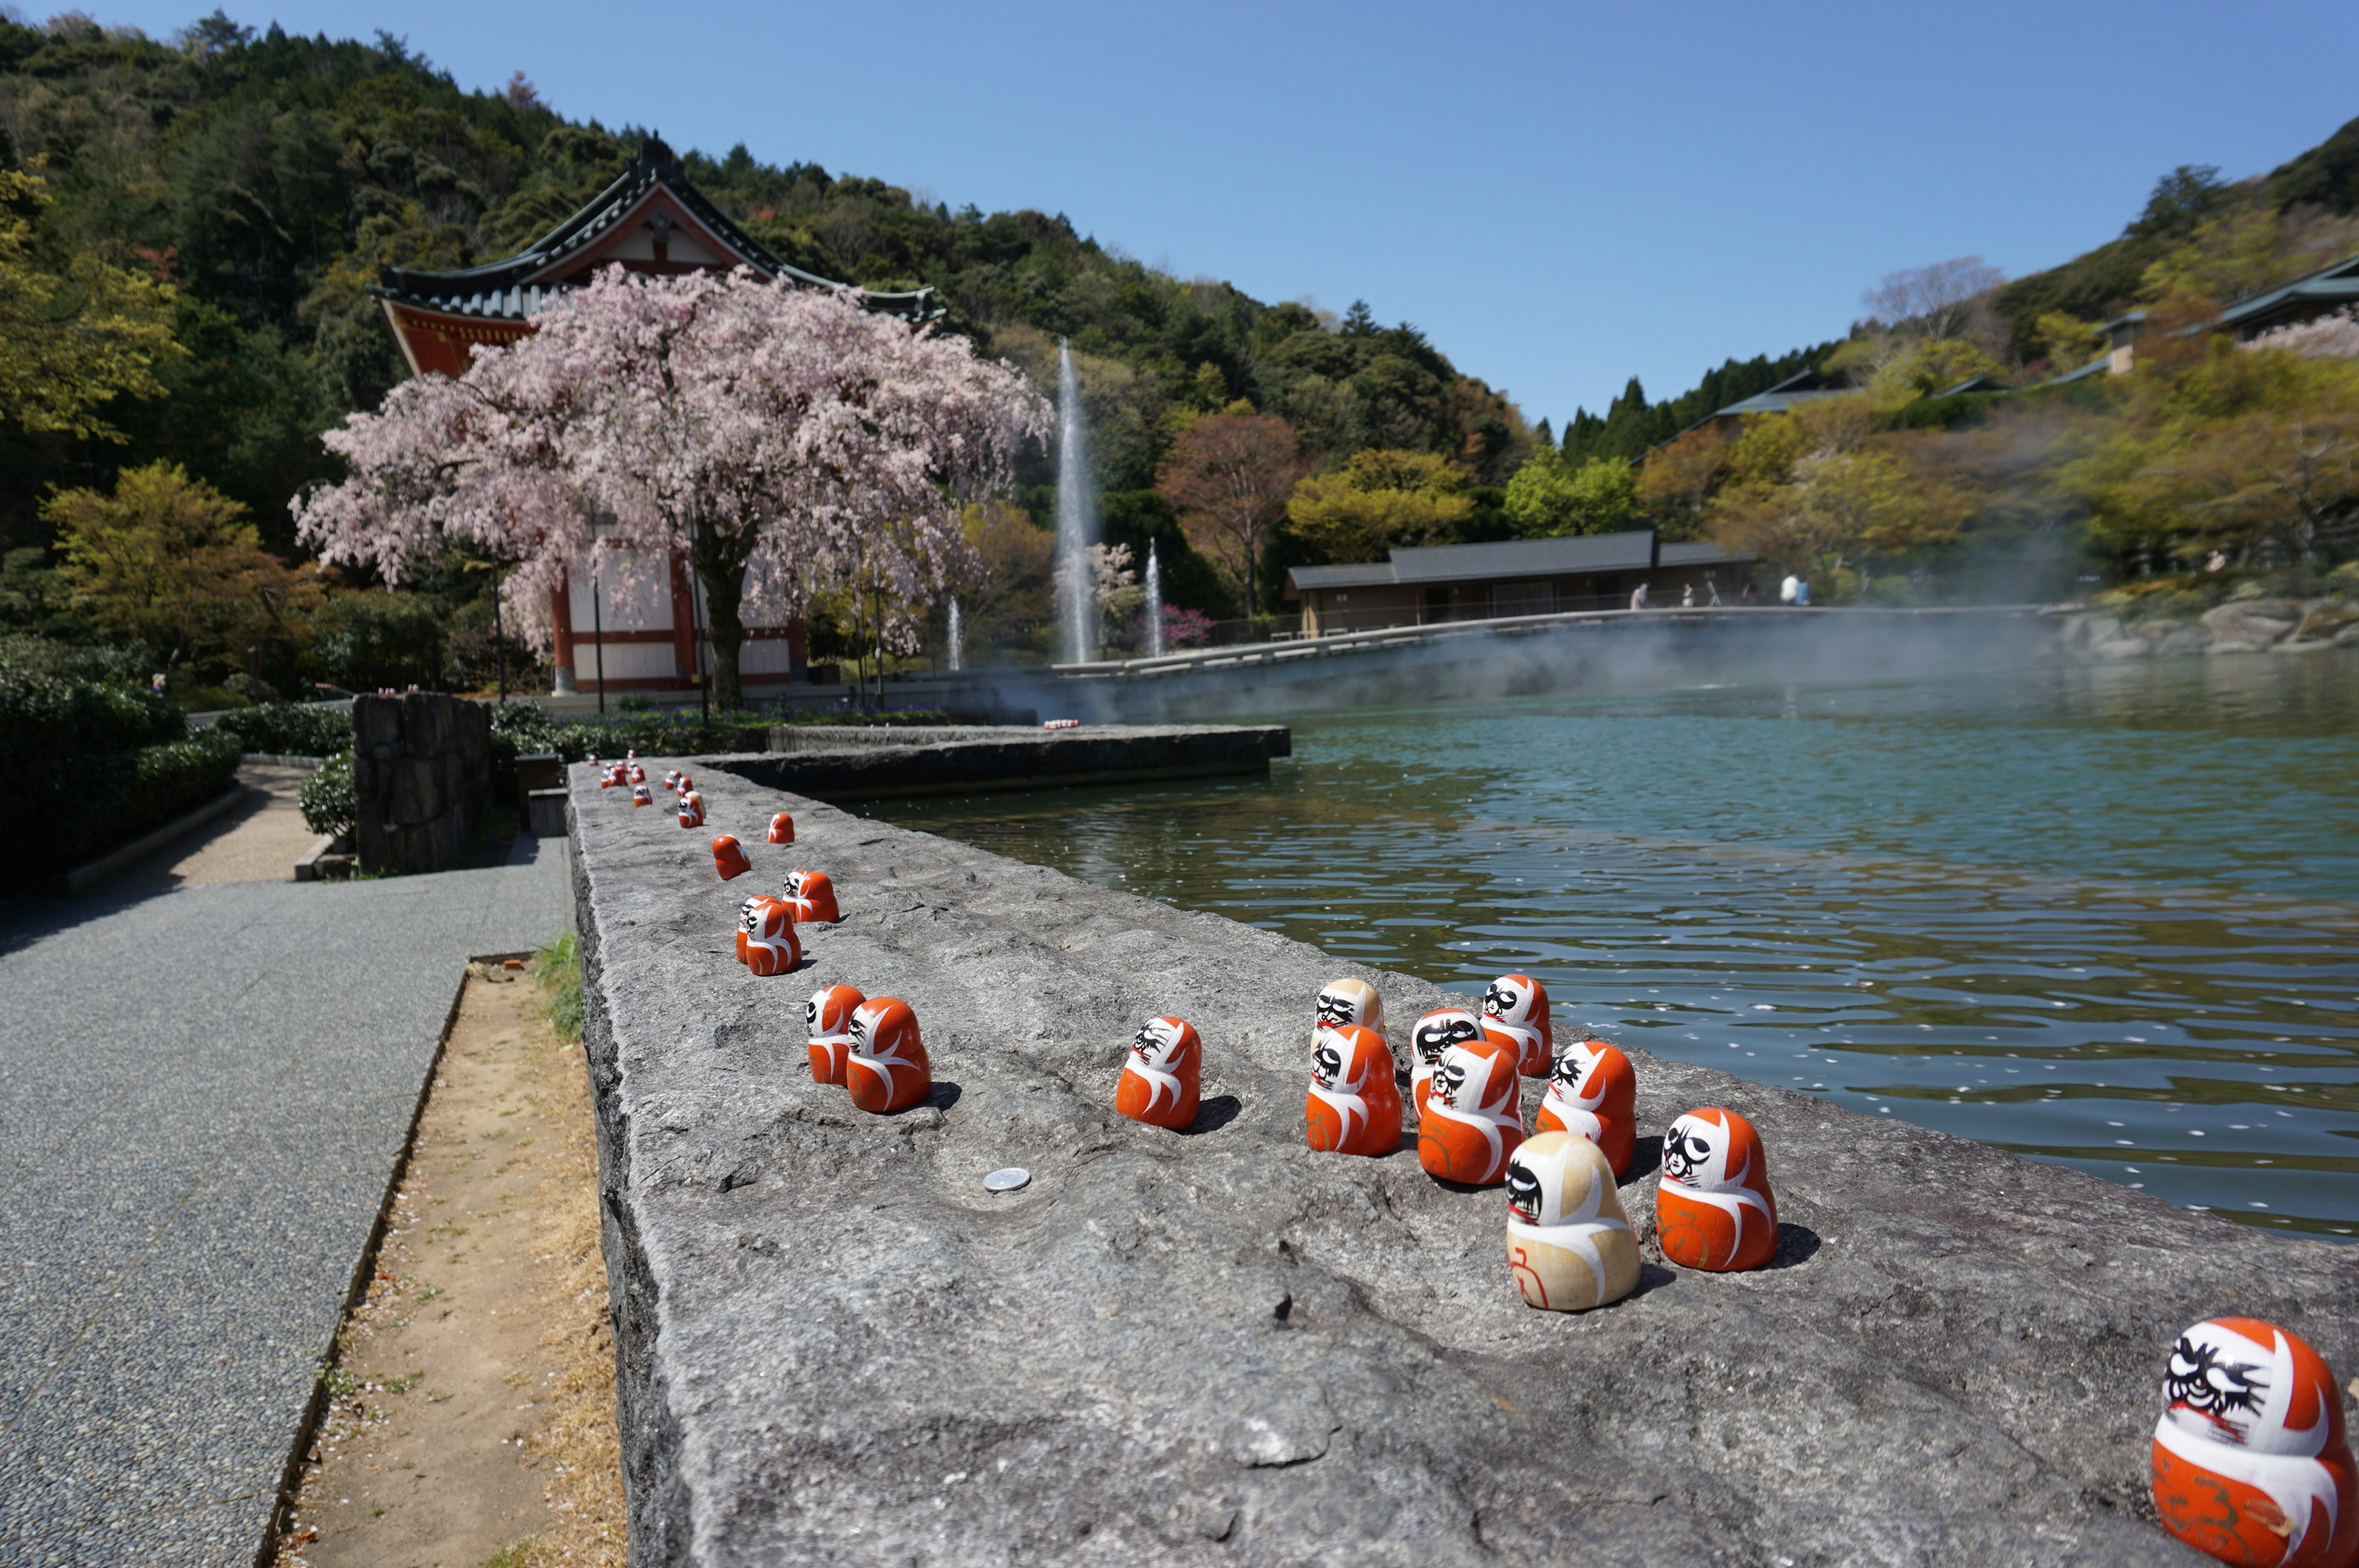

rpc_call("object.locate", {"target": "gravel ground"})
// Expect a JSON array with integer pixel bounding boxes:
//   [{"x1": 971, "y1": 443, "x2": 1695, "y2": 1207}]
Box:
[{"x1": 0, "y1": 833, "x2": 574, "y2": 1567}]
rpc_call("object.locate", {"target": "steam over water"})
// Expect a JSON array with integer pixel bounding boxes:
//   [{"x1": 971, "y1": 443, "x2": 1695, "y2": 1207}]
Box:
[{"x1": 872, "y1": 655, "x2": 2359, "y2": 1239}]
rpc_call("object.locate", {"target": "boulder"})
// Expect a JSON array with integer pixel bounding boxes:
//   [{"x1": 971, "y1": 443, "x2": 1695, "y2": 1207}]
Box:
[
  {"x1": 571, "y1": 761, "x2": 2359, "y2": 1567},
  {"x1": 2200, "y1": 598, "x2": 2302, "y2": 652}
]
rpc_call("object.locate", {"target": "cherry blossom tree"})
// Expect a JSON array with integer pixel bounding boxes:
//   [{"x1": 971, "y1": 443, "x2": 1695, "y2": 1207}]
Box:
[{"x1": 295, "y1": 266, "x2": 1047, "y2": 708}]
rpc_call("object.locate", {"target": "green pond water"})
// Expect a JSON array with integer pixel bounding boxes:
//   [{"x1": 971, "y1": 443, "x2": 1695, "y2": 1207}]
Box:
[{"x1": 867, "y1": 653, "x2": 2359, "y2": 1240}]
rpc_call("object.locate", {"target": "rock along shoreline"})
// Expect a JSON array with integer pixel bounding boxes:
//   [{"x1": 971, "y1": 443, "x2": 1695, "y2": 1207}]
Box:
[{"x1": 569, "y1": 760, "x2": 2359, "y2": 1567}]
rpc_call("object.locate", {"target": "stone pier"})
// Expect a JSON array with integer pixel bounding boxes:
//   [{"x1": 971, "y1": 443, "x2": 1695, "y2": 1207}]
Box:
[{"x1": 569, "y1": 759, "x2": 2358, "y2": 1566}]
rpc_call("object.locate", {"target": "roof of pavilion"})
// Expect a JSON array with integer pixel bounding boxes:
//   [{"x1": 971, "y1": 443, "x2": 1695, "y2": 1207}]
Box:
[
  {"x1": 369, "y1": 138, "x2": 936, "y2": 324},
  {"x1": 1286, "y1": 531, "x2": 1755, "y2": 593}
]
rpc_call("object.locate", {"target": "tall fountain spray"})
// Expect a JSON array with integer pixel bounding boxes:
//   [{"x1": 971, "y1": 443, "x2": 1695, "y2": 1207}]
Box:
[
  {"x1": 947, "y1": 596, "x2": 963, "y2": 673},
  {"x1": 1054, "y1": 342, "x2": 1095, "y2": 665},
  {"x1": 1144, "y1": 543, "x2": 1165, "y2": 658}
]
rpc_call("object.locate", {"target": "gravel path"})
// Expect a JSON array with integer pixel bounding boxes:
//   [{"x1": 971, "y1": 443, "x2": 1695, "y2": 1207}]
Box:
[{"x1": 0, "y1": 833, "x2": 574, "y2": 1567}]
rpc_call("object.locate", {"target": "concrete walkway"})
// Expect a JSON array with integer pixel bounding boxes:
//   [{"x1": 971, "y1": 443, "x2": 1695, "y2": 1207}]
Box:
[{"x1": 0, "y1": 833, "x2": 574, "y2": 1567}]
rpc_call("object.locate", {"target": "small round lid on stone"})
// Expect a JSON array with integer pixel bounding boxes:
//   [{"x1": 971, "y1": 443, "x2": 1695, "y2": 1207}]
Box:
[{"x1": 982, "y1": 1167, "x2": 1031, "y2": 1193}]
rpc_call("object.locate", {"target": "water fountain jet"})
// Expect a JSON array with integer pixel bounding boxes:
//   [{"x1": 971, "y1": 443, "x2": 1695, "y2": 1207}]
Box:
[
  {"x1": 1054, "y1": 342, "x2": 1096, "y2": 665},
  {"x1": 1144, "y1": 543, "x2": 1165, "y2": 658}
]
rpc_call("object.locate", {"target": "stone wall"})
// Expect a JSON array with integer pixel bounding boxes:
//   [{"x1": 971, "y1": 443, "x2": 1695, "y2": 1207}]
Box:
[
  {"x1": 569, "y1": 758, "x2": 2359, "y2": 1567},
  {"x1": 353, "y1": 693, "x2": 490, "y2": 873}
]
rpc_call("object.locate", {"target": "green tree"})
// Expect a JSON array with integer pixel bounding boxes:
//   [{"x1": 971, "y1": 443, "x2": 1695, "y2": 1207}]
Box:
[
  {"x1": 1284, "y1": 448, "x2": 1473, "y2": 563},
  {"x1": 0, "y1": 168, "x2": 182, "y2": 440},
  {"x1": 1503, "y1": 449, "x2": 1641, "y2": 536}
]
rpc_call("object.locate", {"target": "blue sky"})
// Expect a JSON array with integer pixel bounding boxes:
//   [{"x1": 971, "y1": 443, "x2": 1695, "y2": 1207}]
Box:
[{"x1": 80, "y1": 0, "x2": 2359, "y2": 427}]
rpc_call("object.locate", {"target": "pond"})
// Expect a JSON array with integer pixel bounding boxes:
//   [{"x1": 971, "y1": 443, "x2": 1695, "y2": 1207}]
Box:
[{"x1": 867, "y1": 653, "x2": 2359, "y2": 1239}]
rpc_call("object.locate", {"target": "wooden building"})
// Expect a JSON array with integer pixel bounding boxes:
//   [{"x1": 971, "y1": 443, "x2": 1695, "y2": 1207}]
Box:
[
  {"x1": 370, "y1": 138, "x2": 930, "y2": 696},
  {"x1": 1285, "y1": 531, "x2": 1758, "y2": 635}
]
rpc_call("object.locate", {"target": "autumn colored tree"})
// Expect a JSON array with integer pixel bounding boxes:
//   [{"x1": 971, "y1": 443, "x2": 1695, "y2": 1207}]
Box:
[
  {"x1": 0, "y1": 168, "x2": 182, "y2": 440},
  {"x1": 45, "y1": 461, "x2": 318, "y2": 672},
  {"x1": 1285, "y1": 448, "x2": 1472, "y2": 563},
  {"x1": 296, "y1": 267, "x2": 1046, "y2": 708},
  {"x1": 1156, "y1": 413, "x2": 1311, "y2": 613}
]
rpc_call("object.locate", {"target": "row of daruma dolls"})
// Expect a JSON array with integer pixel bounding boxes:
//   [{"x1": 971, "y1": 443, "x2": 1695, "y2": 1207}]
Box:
[
  {"x1": 596, "y1": 753, "x2": 716, "y2": 829},
  {"x1": 1116, "y1": 973, "x2": 1779, "y2": 1317}
]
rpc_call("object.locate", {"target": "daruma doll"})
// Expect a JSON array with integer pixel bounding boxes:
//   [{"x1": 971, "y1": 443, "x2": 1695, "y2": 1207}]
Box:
[
  {"x1": 1409, "y1": 1007, "x2": 1484, "y2": 1115},
  {"x1": 1116, "y1": 1016, "x2": 1201, "y2": 1130},
  {"x1": 2151, "y1": 1316, "x2": 2358, "y2": 1568},
  {"x1": 711, "y1": 835, "x2": 752, "y2": 880},
  {"x1": 1505, "y1": 1131, "x2": 1638, "y2": 1312},
  {"x1": 804, "y1": 984, "x2": 864, "y2": 1086},
  {"x1": 1481, "y1": 973, "x2": 1553, "y2": 1078},
  {"x1": 741, "y1": 900, "x2": 800, "y2": 977},
  {"x1": 781, "y1": 868, "x2": 840, "y2": 923},
  {"x1": 1313, "y1": 977, "x2": 1384, "y2": 1041},
  {"x1": 767, "y1": 812, "x2": 795, "y2": 845},
  {"x1": 1656, "y1": 1107, "x2": 1778, "y2": 1272},
  {"x1": 1417, "y1": 1037, "x2": 1524, "y2": 1185},
  {"x1": 845, "y1": 996, "x2": 931, "y2": 1114},
  {"x1": 1536, "y1": 1036, "x2": 1638, "y2": 1177},
  {"x1": 1306, "y1": 1023, "x2": 1401, "y2": 1158}
]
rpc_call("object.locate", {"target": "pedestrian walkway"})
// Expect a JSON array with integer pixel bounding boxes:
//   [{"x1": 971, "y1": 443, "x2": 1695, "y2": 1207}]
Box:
[{"x1": 0, "y1": 833, "x2": 574, "y2": 1567}]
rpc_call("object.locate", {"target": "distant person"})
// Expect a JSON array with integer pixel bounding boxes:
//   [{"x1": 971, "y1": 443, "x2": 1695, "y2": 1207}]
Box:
[
  {"x1": 1707, "y1": 580, "x2": 1723, "y2": 607},
  {"x1": 150, "y1": 672, "x2": 166, "y2": 696},
  {"x1": 1740, "y1": 582, "x2": 1759, "y2": 606},
  {"x1": 1629, "y1": 582, "x2": 1649, "y2": 610},
  {"x1": 1780, "y1": 574, "x2": 1801, "y2": 605},
  {"x1": 2207, "y1": 550, "x2": 2228, "y2": 574},
  {"x1": 1794, "y1": 578, "x2": 1812, "y2": 606},
  {"x1": 1681, "y1": 583, "x2": 1695, "y2": 607}
]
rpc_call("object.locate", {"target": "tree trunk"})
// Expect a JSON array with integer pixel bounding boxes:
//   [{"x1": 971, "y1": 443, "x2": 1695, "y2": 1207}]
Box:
[{"x1": 697, "y1": 544, "x2": 749, "y2": 714}]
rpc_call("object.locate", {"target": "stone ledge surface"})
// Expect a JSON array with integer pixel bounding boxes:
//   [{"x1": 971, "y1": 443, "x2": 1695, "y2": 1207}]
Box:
[
  {"x1": 569, "y1": 761, "x2": 2359, "y2": 1567},
  {"x1": 712, "y1": 723, "x2": 1289, "y2": 800}
]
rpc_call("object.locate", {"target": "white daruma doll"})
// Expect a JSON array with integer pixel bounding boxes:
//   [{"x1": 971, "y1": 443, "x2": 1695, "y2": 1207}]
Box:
[
  {"x1": 1305, "y1": 1023, "x2": 1401, "y2": 1158},
  {"x1": 1314, "y1": 978, "x2": 1384, "y2": 1042},
  {"x1": 1536, "y1": 1036, "x2": 1638, "y2": 1177},
  {"x1": 1656, "y1": 1108, "x2": 1778, "y2": 1272},
  {"x1": 846, "y1": 997, "x2": 931, "y2": 1114},
  {"x1": 1481, "y1": 973, "x2": 1553, "y2": 1078},
  {"x1": 781, "y1": 868, "x2": 840, "y2": 923},
  {"x1": 741, "y1": 899, "x2": 800, "y2": 977},
  {"x1": 1409, "y1": 1007, "x2": 1485, "y2": 1115},
  {"x1": 2152, "y1": 1316, "x2": 2358, "y2": 1568},
  {"x1": 631, "y1": 782, "x2": 652, "y2": 807},
  {"x1": 1116, "y1": 1016, "x2": 1201, "y2": 1131},
  {"x1": 1505, "y1": 1131, "x2": 1639, "y2": 1312},
  {"x1": 767, "y1": 812, "x2": 795, "y2": 845},
  {"x1": 804, "y1": 984, "x2": 864, "y2": 1086},
  {"x1": 1417, "y1": 1037, "x2": 1524, "y2": 1186}
]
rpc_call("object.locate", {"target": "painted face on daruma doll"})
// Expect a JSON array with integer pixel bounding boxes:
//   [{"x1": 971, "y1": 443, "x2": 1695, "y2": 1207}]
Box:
[
  {"x1": 1315, "y1": 979, "x2": 1382, "y2": 1034},
  {"x1": 2151, "y1": 1316, "x2": 2359, "y2": 1568}
]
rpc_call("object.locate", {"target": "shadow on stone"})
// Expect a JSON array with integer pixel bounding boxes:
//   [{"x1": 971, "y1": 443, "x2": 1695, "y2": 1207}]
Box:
[
  {"x1": 1184, "y1": 1094, "x2": 1242, "y2": 1135},
  {"x1": 1767, "y1": 1223, "x2": 1821, "y2": 1270},
  {"x1": 1618, "y1": 1134, "x2": 1664, "y2": 1186},
  {"x1": 1629, "y1": 1262, "x2": 1679, "y2": 1299},
  {"x1": 926, "y1": 1081, "x2": 963, "y2": 1112}
]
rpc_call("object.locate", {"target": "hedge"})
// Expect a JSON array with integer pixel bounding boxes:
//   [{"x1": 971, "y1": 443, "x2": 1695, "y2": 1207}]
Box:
[
  {"x1": 0, "y1": 663, "x2": 183, "y2": 758},
  {"x1": 1, "y1": 724, "x2": 243, "y2": 883},
  {"x1": 213, "y1": 702, "x2": 354, "y2": 759}
]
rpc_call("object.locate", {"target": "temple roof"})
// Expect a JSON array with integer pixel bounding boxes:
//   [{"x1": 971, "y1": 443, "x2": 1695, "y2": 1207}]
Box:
[
  {"x1": 1286, "y1": 531, "x2": 1754, "y2": 593},
  {"x1": 370, "y1": 138, "x2": 935, "y2": 323},
  {"x1": 2215, "y1": 251, "x2": 2359, "y2": 338}
]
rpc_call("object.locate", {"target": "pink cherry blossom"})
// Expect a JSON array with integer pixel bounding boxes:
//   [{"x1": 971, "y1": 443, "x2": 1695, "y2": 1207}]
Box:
[{"x1": 295, "y1": 266, "x2": 1047, "y2": 705}]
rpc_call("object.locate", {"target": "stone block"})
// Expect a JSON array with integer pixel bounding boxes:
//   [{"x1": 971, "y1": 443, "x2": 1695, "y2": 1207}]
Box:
[
  {"x1": 385, "y1": 756, "x2": 442, "y2": 827},
  {"x1": 570, "y1": 760, "x2": 2359, "y2": 1567}
]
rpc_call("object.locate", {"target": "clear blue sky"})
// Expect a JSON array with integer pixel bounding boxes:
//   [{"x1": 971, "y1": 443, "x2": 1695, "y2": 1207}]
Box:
[{"x1": 82, "y1": 0, "x2": 2359, "y2": 427}]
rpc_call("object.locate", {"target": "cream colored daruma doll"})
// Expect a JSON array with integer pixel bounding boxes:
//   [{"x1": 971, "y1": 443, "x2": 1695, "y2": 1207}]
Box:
[
  {"x1": 804, "y1": 984, "x2": 864, "y2": 1086},
  {"x1": 1409, "y1": 1008, "x2": 1485, "y2": 1115},
  {"x1": 1116, "y1": 1016, "x2": 1202, "y2": 1131},
  {"x1": 2151, "y1": 1316, "x2": 2359, "y2": 1568},
  {"x1": 1656, "y1": 1108, "x2": 1778, "y2": 1271},
  {"x1": 1417, "y1": 1038, "x2": 1525, "y2": 1185},
  {"x1": 1504, "y1": 1132, "x2": 1639, "y2": 1312},
  {"x1": 741, "y1": 900, "x2": 800, "y2": 977},
  {"x1": 781, "y1": 868, "x2": 840, "y2": 923},
  {"x1": 1313, "y1": 978, "x2": 1383, "y2": 1043},
  {"x1": 1481, "y1": 973, "x2": 1553, "y2": 1078},
  {"x1": 846, "y1": 997, "x2": 931, "y2": 1114},
  {"x1": 1305, "y1": 1023, "x2": 1401, "y2": 1158},
  {"x1": 1536, "y1": 1037, "x2": 1638, "y2": 1177}
]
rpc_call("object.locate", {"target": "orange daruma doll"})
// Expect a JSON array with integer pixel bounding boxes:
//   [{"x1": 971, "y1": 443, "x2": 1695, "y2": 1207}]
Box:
[
  {"x1": 1481, "y1": 973, "x2": 1553, "y2": 1078},
  {"x1": 846, "y1": 996, "x2": 931, "y2": 1114},
  {"x1": 1409, "y1": 1007, "x2": 1485, "y2": 1115},
  {"x1": 1116, "y1": 1016, "x2": 1201, "y2": 1130},
  {"x1": 1306, "y1": 1023, "x2": 1401, "y2": 1158},
  {"x1": 804, "y1": 984, "x2": 864, "y2": 1086},
  {"x1": 734, "y1": 895, "x2": 777, "y2": 963},
  {"x1": 1417, "y1": 1037, "x2": 1524, "y2": 1185},
  {"x1": 711, "y1": 835, "x2": 752, "y2": 880},
  {"x1": 1656, "y1": 1107, "x2": 1778, "y2": 1271},
  {"x1": 2152, "y1": 1316, "x2": 2358, "y2": 1568},
  {"x1": 767, "y1": 812, "x2": 795, "y2": 845},
  {"x1": 1506, "y1": 1131, "x2": 1639, "y2": 1312},
  {"x1": 781, "y1": 868, "x2": 840, "y2": 923},
  {"x1": 1536, "y1": 1036, "x2": 1638, "y2": 1177},
  {"x1": 677, "y1": 791, "x2": 705, "y2": 830},
  {"x1": 742, "y1": 900, "x2": 800, "y2": 977}
]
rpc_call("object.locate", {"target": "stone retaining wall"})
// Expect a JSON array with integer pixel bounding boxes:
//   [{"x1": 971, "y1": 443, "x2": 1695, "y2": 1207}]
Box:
[
  {"x1": 353, "y1": 692, "x2": 490, "y2": 873},
  {"x1": 568, "y1": 759, "x2": 2359, "y2": 1567}
]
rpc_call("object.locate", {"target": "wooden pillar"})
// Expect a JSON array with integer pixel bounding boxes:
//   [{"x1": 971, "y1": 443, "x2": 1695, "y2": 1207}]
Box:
[
  {"x1": 668, "y1": 553, "x2": 697, "y2": 687},
  {"x1": 551, "y1": 575, "x2": 578, "y2": 693}
]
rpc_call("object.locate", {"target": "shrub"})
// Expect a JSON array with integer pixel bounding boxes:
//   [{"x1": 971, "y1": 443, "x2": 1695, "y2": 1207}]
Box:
[
  {"x1": 0, "y1": 658, "x2": 182, "y2": 757},
  {"x1": 533, "y1": 931, "x2": 584, "y2": 1041},
  {"x1": 0, "y1": 723, "x2": 241, "y2": 883},
  {"x1": 216, "y1": 701, "x2": 353, "y2": 759},
  {"x1": 0, "y1": 633, "x2": 152, "y2": 685},
  {"x1": 310, "y1": 592, "x2": 447, "y2": 692},
  {"x1": 300, "y1": 749, "x2": 356, "y2": 838}
]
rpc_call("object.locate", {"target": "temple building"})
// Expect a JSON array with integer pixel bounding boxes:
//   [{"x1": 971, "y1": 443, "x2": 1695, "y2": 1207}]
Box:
[
  {"x1": 1285, "y1": 531, "x2": 1757, "y2": 635},
  {"x1": 371, "y1": 138, "x2": 929, "y2": 696}
]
